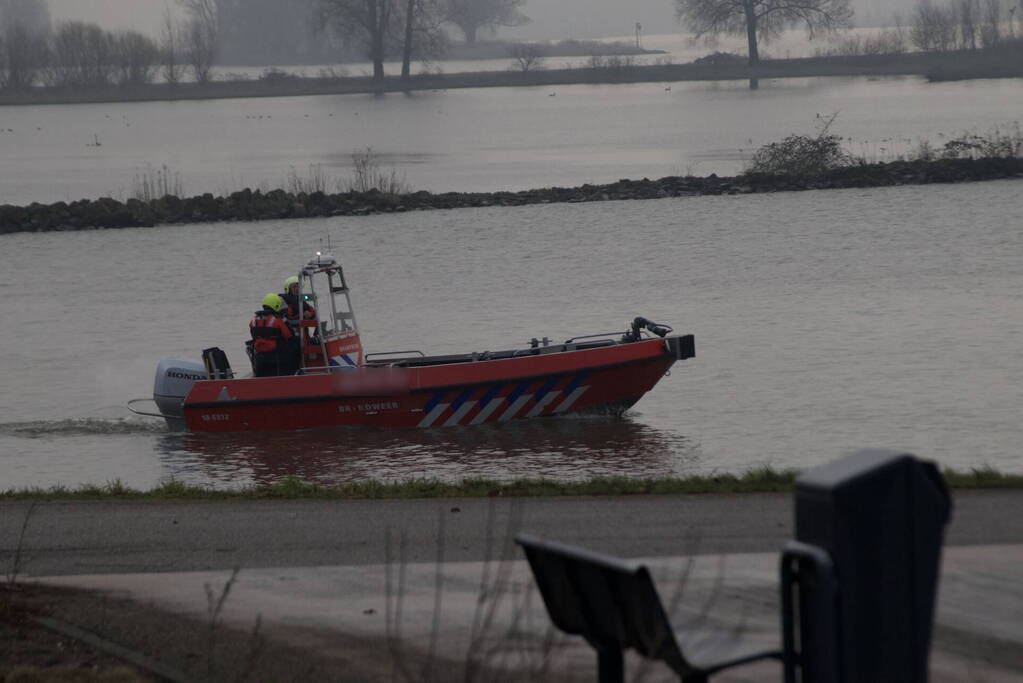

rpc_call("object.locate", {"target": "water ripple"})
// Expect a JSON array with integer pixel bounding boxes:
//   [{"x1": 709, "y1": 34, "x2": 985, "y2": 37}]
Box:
[{"x1": 0, "y1": 418, "x2": 167, "y2": 438}]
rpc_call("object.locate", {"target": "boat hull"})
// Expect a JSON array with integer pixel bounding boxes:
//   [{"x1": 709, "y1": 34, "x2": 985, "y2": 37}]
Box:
[{"x1": 181, "y1": 337, "x2": 686, "y2": 432}]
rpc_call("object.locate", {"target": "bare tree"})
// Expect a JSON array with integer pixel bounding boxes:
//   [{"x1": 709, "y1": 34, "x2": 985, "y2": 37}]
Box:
[
  {"x1": 911, "y1": 0, "x2": 958, "y2": 50},
  {"x1": 0, "y1": 0, "x2": 49, "y2": 90},
  {"x1": 400, "y1": 0, "x2": 446, "y2": 79},
  {"x1": 185, "y1": 18, "x2": 216, "y2": 82},
  {"x1": 0, "y1": 0, "x2": 50, "y2": 34},
  {"x1": 402, "y1": 0, "x2": 416, "y2": 78},
  {"x1": 509, "y1": 42, "x2": 544, "y2": 71},
  {"x1": 979, "y1": 0, "x2": 1003, "y2": 45},
  {"x1": 0, "y1": 23, "x2": 39, "y2": 90},
  {"x1": 112, "y1": 30, "x2": 159, "y2": 86},
  {"x1": 674, "y1": 0, "x2": 852, "y2": 67},
  {"x1": 444, "y1": 0, "x2": 528, "y2": 44},
  {"x1": 45, "y1": 21, "x2": 114, "y2": 88},
  {"x1": 957, "y1": 0, "x2": 980, "y2": 48},
  {"x1": 179, "y1": 0, "x2": 219, "y2": 38},
  {"x1": 313, "y1": 0, "x2": 398, "y2": 82},
  {"x1": 161, "y1": 6, "x2": 185, "y2": 85},
  {"x1": 179, "y1": 0, "x2": 219, "y2": 83}
]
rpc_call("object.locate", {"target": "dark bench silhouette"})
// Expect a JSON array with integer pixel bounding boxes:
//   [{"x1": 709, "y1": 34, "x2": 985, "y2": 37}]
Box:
[
  {"x1": 515, "y1": 533, "x2": 782, "y2": 683},
  {"x1": 518, "y1": 450, "x2": 952, "y2": 683}
]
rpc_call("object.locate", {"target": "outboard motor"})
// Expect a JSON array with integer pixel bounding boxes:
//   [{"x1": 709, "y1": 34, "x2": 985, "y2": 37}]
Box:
[
  {"x1": 153, "y1": 357, "x2": 206, "y2": 429},
  {"x1": 202, "y1": 347, "x2": 233, "y2": 380}
]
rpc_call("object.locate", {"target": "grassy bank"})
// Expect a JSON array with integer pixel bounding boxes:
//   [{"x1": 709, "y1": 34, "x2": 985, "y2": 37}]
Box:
[
  {"x1": 2, "y1": 466, "x2": 1020, "y2": 501},
  {"x1": 1, "y1": 49, "x2": 1020, "y2": 107}
]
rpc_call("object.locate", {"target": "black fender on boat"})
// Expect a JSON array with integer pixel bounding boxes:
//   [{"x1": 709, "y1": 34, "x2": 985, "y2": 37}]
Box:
[{"x1": 665, "y1": 334, "x2": 695, "y2": 360}]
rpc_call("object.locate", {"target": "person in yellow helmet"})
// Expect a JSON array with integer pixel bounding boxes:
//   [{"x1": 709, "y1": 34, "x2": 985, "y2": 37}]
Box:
[
  {"x1": 281, "y1": 275, "x2": 316, "y2": 322},
  {"x1": 249, "y1": 293, "x2": 296, "y2": 376},
  {"x1": 281, "y1": 275, "x2": 318, "y2": 352}
]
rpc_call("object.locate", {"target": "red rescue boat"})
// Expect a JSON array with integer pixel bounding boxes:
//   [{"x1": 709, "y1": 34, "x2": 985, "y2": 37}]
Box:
[{"x1": 131, "y1": 253, "x2": 694, "y2": 432}]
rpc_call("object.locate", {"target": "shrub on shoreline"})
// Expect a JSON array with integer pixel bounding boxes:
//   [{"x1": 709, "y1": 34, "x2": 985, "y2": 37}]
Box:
[
  {"x1": 745, "y1": 114, "x2": 855, "y2": 176},
  {"x1": 745, "y1": 119, "x2": 1023, "y2": 177}
]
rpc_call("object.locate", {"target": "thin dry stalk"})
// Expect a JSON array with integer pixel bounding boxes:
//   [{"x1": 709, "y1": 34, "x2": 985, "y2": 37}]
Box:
[
  {"x1": 385, "y1": 527, "x2": 416, "y2": 682},
  {"x1": 131, "y1": 164, "x2": 183, "y2": 202},
  {"x1": 463, "y1": 499, "x2": 525, "y2": 681},
  {"x1": 234, "y1": 613, "x2": 264, "y2": 683},
  {"x1": 286, "y1": 164, "x2": 329, "y2": 194},
  {"x1": 5, "y1": 501, "x2": 36, "y2": 586},
  {"x1": 204, "y1": 566, "x2": 240, "y2": 677},
  {"x1": 630, "y1": 555, "x2": 699, "y2": 683},
  {"x1": 343, "y1": 148, "x2": 409, "y2": 195},
  {"x1": 480, "y1": 577, "x2": 558, "y2": 681},
  {"x1": 422, "y1": 509, "x2": 447, "y2": 682}
]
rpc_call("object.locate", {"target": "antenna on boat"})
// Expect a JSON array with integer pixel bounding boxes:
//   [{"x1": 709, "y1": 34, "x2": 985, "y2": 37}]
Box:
[{"x1": 316, "y1": 232, "x2": 335, "y2": 257}]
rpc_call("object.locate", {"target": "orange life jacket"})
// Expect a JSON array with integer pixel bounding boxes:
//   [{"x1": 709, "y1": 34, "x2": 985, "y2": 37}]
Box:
[{"x1": 249, "y1": 311, "x2": 291, "y2": 353}]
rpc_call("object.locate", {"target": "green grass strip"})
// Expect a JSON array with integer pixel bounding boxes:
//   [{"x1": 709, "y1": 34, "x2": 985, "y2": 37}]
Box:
[{"x1": 2, "y1": 466, "x2": 1021, "y2": 501}]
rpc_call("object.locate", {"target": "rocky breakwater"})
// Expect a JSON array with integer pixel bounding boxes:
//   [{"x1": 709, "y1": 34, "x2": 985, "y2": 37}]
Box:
[{"x1": 1, "y1": 157, "x2": 1021, "y2": 236}]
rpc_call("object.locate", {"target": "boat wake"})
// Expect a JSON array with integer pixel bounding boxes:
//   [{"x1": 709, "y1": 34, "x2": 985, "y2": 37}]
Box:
[{"x1": 0, "y1": 418, "x2": 166, "y2": 438}]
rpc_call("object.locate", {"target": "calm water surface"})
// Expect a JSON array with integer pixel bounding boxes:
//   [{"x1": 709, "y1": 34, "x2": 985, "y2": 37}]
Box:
[
  {"x1": 1, "y1": 76, "x2": 1021, "y2": 204},
  {"x1": 1, "y1": 180, "x2": 1020, "y2": 488}
]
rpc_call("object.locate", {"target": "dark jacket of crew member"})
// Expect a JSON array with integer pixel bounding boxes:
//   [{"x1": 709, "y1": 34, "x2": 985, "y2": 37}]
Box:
[
  {"x1": 281, "y1": 275, "x2": 316, "y2": 322},
  {"x1": 250, "y1": 293, "x2": 296, "y2": 377}
]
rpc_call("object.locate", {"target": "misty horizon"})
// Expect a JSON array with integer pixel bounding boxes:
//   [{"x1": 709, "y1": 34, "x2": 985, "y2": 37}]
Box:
[{"x1": 43, "y1": 0, "x2": 916, "y2": 47}]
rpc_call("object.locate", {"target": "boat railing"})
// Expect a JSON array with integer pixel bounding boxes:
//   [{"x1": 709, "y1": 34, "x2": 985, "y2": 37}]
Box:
[
  {"x1": 295, "y1": 364, "x2": 334, "y2": 374},
  {"x1": 363, "y1": 338, "x2": 632, "y2": 369},
  {"x1": 557, "y1": 339, "x2": 617, "y2": 352},
  {"x1": 364, "y1": 350, "x2": 426, "y2": 364},
  {"x1": 563, "y1": 332, "x2": 623, "y2": 344}
]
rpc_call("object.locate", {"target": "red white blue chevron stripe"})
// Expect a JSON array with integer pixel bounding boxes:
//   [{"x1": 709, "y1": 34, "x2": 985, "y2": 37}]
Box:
[
  {"x1": 329, "y1": 353, "x2": 357, "y2": 367},
  {"x1": 416, "y1": 373, "x2": 590, "y2": 427}
]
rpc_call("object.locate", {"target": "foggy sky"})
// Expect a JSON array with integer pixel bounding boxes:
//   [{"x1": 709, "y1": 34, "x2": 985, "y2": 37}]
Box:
[{"x1": 45, "y1": 0, "x2": 920, "y2": 42}]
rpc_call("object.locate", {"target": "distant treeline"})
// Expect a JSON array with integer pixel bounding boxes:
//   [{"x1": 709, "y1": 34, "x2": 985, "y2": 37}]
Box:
[
  {"x1": 3, "y1": 0, "x2": 1023, "y2": 94},
  {"x1": 811, "y1": 0, "x2": 1023, "y2": 57},
  {"x1": 0, "y1": 0, "x2": 346, "y2": 90},
  {"x1": 449, "y1": 38, "x2": 666, "y2": 60},
  {"x1": 0, "y1": 0, "x2": 537, "y2": 90}
]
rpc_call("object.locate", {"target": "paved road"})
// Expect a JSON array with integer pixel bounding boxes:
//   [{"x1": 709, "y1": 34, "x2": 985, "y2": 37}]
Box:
[
  {"x1": 3, "y1": 489, "x2": 1022, "y2": 577},
  {"x1": 5, "y1": 490, "x2": 1023, "y2": 682}
]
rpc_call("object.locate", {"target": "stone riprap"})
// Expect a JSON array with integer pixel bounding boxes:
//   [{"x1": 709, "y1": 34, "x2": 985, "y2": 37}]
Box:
[{"x1": 2, "y1": 157, "x2": 1021, "y2": 235}]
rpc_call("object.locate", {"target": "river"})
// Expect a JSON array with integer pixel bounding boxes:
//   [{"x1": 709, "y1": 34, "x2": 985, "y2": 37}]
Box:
[
  {"x1": 1, "y1": 75, "x2": 1021, "y2": 205},
  {"x1": 1, "y1": 178, "x2": 1020, "y2": 489}
]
